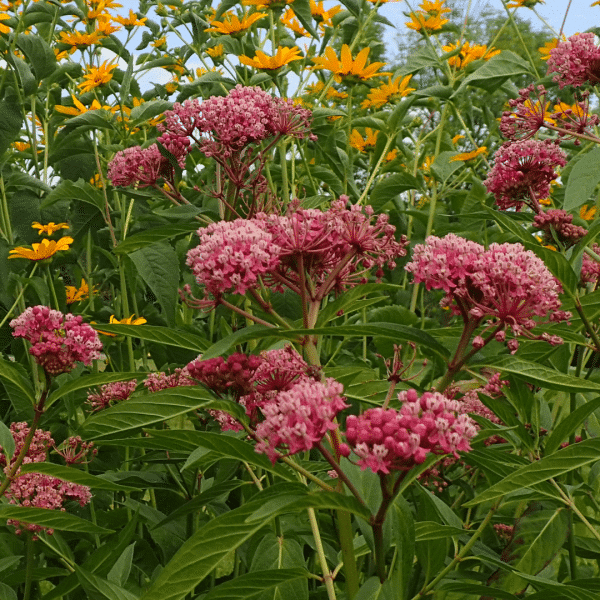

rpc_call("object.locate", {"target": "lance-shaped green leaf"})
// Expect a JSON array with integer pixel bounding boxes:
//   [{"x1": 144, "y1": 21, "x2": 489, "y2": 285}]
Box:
[
  {"x1": 113, "y1": 224, "x2": 200, "y2": 254},
  {"x1": 201, "y1": 569, "x2": 309, "y2": 600},
  {"x1": 18, "y1": 463, "x2": 138, "y2": 492},
  {"x1": 0, "y1": 420, "x2": 15, "y2": 462},
  {"x1": 438, "y1": 583, "x2": 519, "y2": 599},
  {"x1": 75, "y1": 566, "x2": 138, "y2": 600},
  {"x1": 16, "y1": 33, "x2": 56, "y2": 80},
  {"x1": 129, "y1": 99, "x2": 172, "y2": 125},
  {"x1": 79, "y1": 387, "x2": 237, "y2": 439},
  {"x1": 0, "y1": 357, "x2": 36, "y2": 405},
  {"x1": 42, "y1": 178, "x2": 104, "y2": 211},
  {"x1": 544, "y1": 396, "x2": 600, "y2": 455},
  {"x1": 139, "y1": 485, "x2": 305, "y2": 600},
  {"x1": 414, "y1": 522, "x2": 469, "y2": 541},
  {"x1": 90, "y1": 323, "x2": 208, "y2": 352},
  {"x1": 0, "y1": 506, "x2": 112, "y2": 534},
  {"x1": 47, "y1": 371, "x2": 144, "y2": 407},
  {"x1": 564, "y1": 147, "x2": 600, "y2": 211},
  {"x1": 474, "y1": 355, "x2": 600, "y2": 393},
  {"x1": 0, "y1": 100, "x2": 22, "y2": 157},
  {"x1": 464, "y1": 438, "x2": 600, "y2": 506}
]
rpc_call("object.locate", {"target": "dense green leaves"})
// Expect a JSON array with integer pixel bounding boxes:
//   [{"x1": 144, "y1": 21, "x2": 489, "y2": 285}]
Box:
[{"x1": 0, "y1": 506, "x2": 112, "y2": 534}]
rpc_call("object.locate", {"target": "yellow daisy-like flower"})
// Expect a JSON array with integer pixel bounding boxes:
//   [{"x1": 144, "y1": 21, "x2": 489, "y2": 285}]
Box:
[
  {"x1": 349, "y1": 128, "x2": 378, "y2": 152},
  {"x1": 152, "y1": 36, "x2": 167, "y2": 48},
  {"x1": 384, "y1": 148, "x2": 399, "y2": 162},
  {"x1": 580, "y1": 205, "x2": 597, "y2": 221},
  {"x1": 206, "y1": 11, "x2": 267, "y2": 35},
  {"x1": 310, "y1": 0, "x2": 341, "y2": 28},
  {"x1": 31, "y1": 222, "x2": 69, "y2": 235},
  {"x1": 406, "y1": 0, "x2": 450, "y2": 32},
  {"x1": 55, "y1": 94, "x2": 112, "y2": 116},
  {"x1": 450, "y1": 146, "x2": 487, "y2": 162},
  {"x1": 114, "y1": 9, "x2": 147, "y2": 28},
  {"x1": 78, "y1": 61, "x2": 118, "y2": 93},
  {"x1": 538, "y1": 38, "x2": 562, "y2": 61},
  {"x1": 443, "y1": 41, "x2": 500, "y2": 69},
  {"x1": 239, "y1": 46, "x2": 302, "y2": 70},
  {"x1": 65, "y1": 279, "x2": 95, "y2": 304},
  {"x1": 281, "y1": 8, "x2": 308, "y2": 37},
  {"x1": 361, "y1": 74, "x2": 415, "y2": 109},
  {"x1": 311, "y1": 44, "x2": 388, "y2": 83},
  {"x1": 94, "y1": 315, "x2": 147, "y2": 336},
  {"x1": 206, "y1": 44, "x2": 224, "y2": 58},
  {"x1": 94, "y1": 14, "x2": 121, "y2": 36},
  {"x1": 452, "y1": 134, "x2": 465, "y2": 145},
  {"x1": 58, "y1": 30, "x2": 105, "y2": 50},
  {"x1": 506, "y1": 0, "x2": 544, "y2": 8},
  {"x1": 13, "y1": 141, "x2": 31, "y2": 152},
  {"x1": 0, "y1": 13, "x2": 11, "y2": 34},
  {"x1": 243, "y1": 0, "x2": 294, "y2": 7},
  {"x1": 9, "y1": 237, "x2": 74, "y2": 261}
]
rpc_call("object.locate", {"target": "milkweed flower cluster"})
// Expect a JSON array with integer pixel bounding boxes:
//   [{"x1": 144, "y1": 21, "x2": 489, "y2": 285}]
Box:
[
  {"x1": 143, "y1": 367, "x2": 196, "y2": 392},
  {"x1": 484, "y1": 139, "x2": 567, "y2": 211},
  {"x1": 10, "y1": 306, "x2": 103, "y2": 375},
  {"x1": 0, "y1": 423, "x2": 91, "y2": 537},
  {"x1": 406, "y1": 234, "x2": 570, "y2": 352},
  {"x1": 87, "y1": 379, "x2": 137, "y2": 411},
  {"x1": 532, "y1": 209, "x2": 587, "y2": 246},
  {"x1": 342, "y1": 390, "x2": 477, "y2": 474},
  {"x1": 546, "y1": 32, "x2": 600, "y2": 88},
  {"x1": 582, "y1": 245, "x2": 600, "y2": 285},
  {"x1": 460, "y1": 372, "x2": 508, "y2": 425}
]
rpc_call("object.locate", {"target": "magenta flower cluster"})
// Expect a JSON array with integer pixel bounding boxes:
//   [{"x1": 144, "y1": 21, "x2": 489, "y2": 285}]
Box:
[
  {"x1": 342, "y1": 390, "x2": 477, "y2": 474},
  {"x1": 406, "y1": 234, "x2": 570, "y2": 351},
  {"x1": 484, "y1": 139, "x2": 566, "y2": 211},
  {"x1": 547, "y1": 33, "x2": 600, "y2": 88},
  {"x1": 532, "y1": 209, "x2": 587, "y2": 246},
  {"x1": 87, "y1": 379, "x2": 138, "y2": 411},
  {"x1": 582, "y1": 244, "x2": 600, "y2": 285},
  {"x1": 1, "y1": 423, "x2": 91, "y2": 537},
  {"x1": 10, "y1": 306, "x2": 103, "y2": 375}
]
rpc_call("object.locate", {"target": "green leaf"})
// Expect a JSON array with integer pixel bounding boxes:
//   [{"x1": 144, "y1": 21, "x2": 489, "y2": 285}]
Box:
[
  {"x1": 8, "y1": 54, "x2": 37, "y2": 95},
  {"x1": 202, "y1": 569, "x2": 308, "y2": 600},
  {"x1": 0, "y1": 506, "x2": 112, "y2": 534},
  {"x1": 91, "y1": 324, "x2": 208, "y2": 352},
  {"x1": 475, "y1": 355, "x2": 600, "y2": 393},
  {"x1": 0, "y1": 582, "x2": 17, "y2": 600},
  {"x1": 59, "y1": 109, "x2": 115, "y2": 132},
  {"x1": 290, "y1": 0, "x2": 319, "y2": 38},
  {"x1": 114, "y1": 224, "x2": 199, "y2": 254},
  {"x1": 145, "y1": 430, "x2": 294, "y2": 481},
  {"x1": 564, "y1": 147, "x2": 600, "y2": 211},
  {"x1": 439, "y1": 583, "x2": 519, "y2": 599},
  {"x1": 47, "y1": 372, "x2": 144, "y2": 408},
  {"x1": 520, "y1": 241, "x2": 578, "y2": 296},
  {"x1": 544, "y1": 396, "x2": 600, "y2": 455},
  {"x1": 396, "y1": 46, "x2": 440, "y2": 76},
  {"x1": 107, "y1": 543, "x2": 135, "y2": 587},
  {"x1": 75, "y1": 566, "x2": 138, "y2": 600},
  {"x1": 79, "y1": 387, "x2": 230, "y2": 439},
  {"x1": 0, "y1": 420, "x2": 15, "y2": 462},
  {"x1": 390, "y1": 497, "x2": 415, "y2": 600},
  {"x1": 128, "y1": 243, "x2": 179, "y2": 327},
  {"x1": 139, "y1": 486, "x2": 301, "y2": 600},
  {"x1": 414, "y1": 522, "x2": 468, "y2": 541},
  {"x1": 0, "y1": 357, "x2": 36, "y2": 405},
  {"x1": 370, "y1": 172, "x2": 421, "y2": 209},
  {"x1": 0, "y1": 100, "x2": 23, "y2": 157},
  {"x1": 453, "y1": 51, "x2": 531, "y2": 95},
  {"x1": 129, "y1": 99, "x2": 172, "y2": 124},
  {"x1": 430, "y1": 151, "x2": 463, "y2": 183},
  {"x1": 202, "y1": 323, "x2": 449, "y2": 360},
  {"x1": 16, "y1": 33, "x2": 56, "y2": 80},
  {"x1": 18, "y1": 463, "x2": 138, "y2": 492},
  {"x1": 482, "y1": 206, "x2": 533, "y2": 243},
  {"x1": 465, "y1": 438, "x2": 600, "y2": 506},
  {"x1": 42, "y1": 178, "x2": 104, "y2": 211}
]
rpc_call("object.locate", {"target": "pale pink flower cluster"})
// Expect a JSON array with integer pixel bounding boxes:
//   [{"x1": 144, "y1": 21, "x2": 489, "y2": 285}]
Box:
[
  {"x1": 460, "y1": 373, "x2": 508, "y2": 425},
  {"x1": 484, "y1": 140, "x2": 566, "y2": 211},
  {"x1": 107, "y1": 133, "x2": 190, "y2": 188},
  {"x1": 547, "y1": 33, "x2": 600, "y2": 88},
  {"x1": 582, "y1": 244, "x2": 600, "y2": 284},
  {"x1": 255, "y1": 377, "x2": 347, "y2": 464},
  {"x1": 406, "y1": 234, "x2": 570, "y2": 351},
  {"x1": 10, "y1": 306, "x2": 103, "y2": 375},
  {"x1": 87, "y1": 379, "x2": 137, "y2": 411},
  {"x1": 342, "y1": 390, "x2": 477, "y2": 474},
  {"x1": 160, "y1": 85, "x2": 315, "y2": 158},
  {"x1": 186, "y1": 220, "x2": 282, "y2": 298},
  {"x1": 1, "y1": 423, "x2": 91, "y2": 537},
  {"x1": 532, "y1": 209, "x2": 586, "y2": 246},
  {"x1": 143, "y1": 367, "x2": 195, "y2": 392}
]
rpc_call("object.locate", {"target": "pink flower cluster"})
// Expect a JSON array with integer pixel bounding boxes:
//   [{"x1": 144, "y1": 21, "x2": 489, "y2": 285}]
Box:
[
  {"x1": 1, "y1": 423, "x2": 91, "y2": 537},
  {"x1": 107, "y1": 133, "x2": 190, "y2": 188},
  {"x1": 143, "y1": 367, "x2": 196, "y2": 392},
  {"x1": 484, "y1": 140, "x2": 567, "y2": 211},
  {"x1": 10, "y1": 306, "x2": 103, "y2": 375},
  {"x1": 87, "y1": 379, "x2": 138, "y2": 411},
  {"x1": 255, "y1": 377, "x2": 348, "y2": 464},
  {"x1": 186, "y1": 220, "x2": 282, "y2": 298},
  {"x1": 160, "y1": 85, "x2": 315, "y2": 158},
  {"x1": 406, "y1": 234, "x2": 570, "y2": 351},
  {"x1": 499, "y1": 84, "x2": 550, "y2": 141},
  {"x1": 342, "y1": 390, "x2": 477, "y2": 474},
  {"x1": 532, "y1": 209, "x2": 587, "y2": 246},
  {"x1": 582, "y1": 244, "x2": 600, "y2": 284},
  {"x1": 186, "y1": 199, "x2": 407, "y2": 301},
  {"x1": 460, "y1": 372, "x2": 508, "y2": 425},
  {"x1": 547, "y1": 33, "x2": 600, "y2": 88}
]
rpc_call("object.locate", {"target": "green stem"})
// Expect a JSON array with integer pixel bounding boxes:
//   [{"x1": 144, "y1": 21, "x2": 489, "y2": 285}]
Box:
[
  {"x1": 45, "y1": 263, "x2": 60, "y2": 310},
  {"x1": 0, "y1": 264, "x2": 37, "y2": 330},
  {"x1": 307, "y1": 507, "x2": 337, "y2": 600},
  {"x1": 23, "y1": 531, "x2": 35, "y2": 600},
  {"x1": 574, "y1": 296, "x2": 600, "y2": 354}
]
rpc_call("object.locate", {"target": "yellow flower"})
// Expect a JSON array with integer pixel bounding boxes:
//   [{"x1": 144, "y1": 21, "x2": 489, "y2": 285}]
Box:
[
  {"x1": 152, "y1": 36, "x2": 167, "y2": 48},
  {"x1": 243, "y1": 0, "x2": 294, "y2": 7},
  {"x1": 361, "y1": 74, "x2": 414, "y2": 109},
  {"x1": 450, "y1": 146, "x2": 487, "y2": 162},
  {"x1": 65, "y1": 279, "x2": 95, "y2": 304},
  {"x1": 165, "y1": 77, "x2": 179, "y2": 93},
  {"x1": 114, "y1": 9, "x2": 147, "y2": 28},
  {"x1": 239, "y1": 46, "x2": 302, "y2": 70},
  {"x1": 349, "y1": 128, "x2": 378, "y2": 152},
  {"x1": 580, "y1": 205, "x2": 597, "y2": 221},
  {"x1": 94, "y1": 315, "x2": 147, "y2": 336},
  {"x1": 310, "y1": 0, "x2": 341, "y2": 28},
  {"x1": 443, "y1": 41, "x2": 500, "y2": 69},
  {"x1": 58, "y1": 30, "x2": 105, "y2": 50},
  {"x1": 506, "y1": 0, "x2": 544, "y2": 7},
  {"x1": 539, "y1": 38, "x2": 562, "y2": 61},
  {"x1": 78, "y1": 61, "x2": 118, "y2": 93},
  {"x1": 0, "y1": 13, "x2": 11, "y2": 34},
  {"x1": 206, "y1": 11, "x2": 267, "y2": 35},
  {"x1": 538, "y1": 197, "x2": 552, "y2": 206},
  {"x1": 280, "y1": 8, "x2": 308, "y2": 37},
  {"x1": 94, "y1": 14, "x2": 121, "y2": 36},
  {"x1": 452, "y1": 134, "x2": 464, "y2": 145},
  {"x1": 384, "y1": 148, "x2": 399, "y2": 162},
  {"x1": 55, "y1": 94, "x2": 112, "y2": 116},
  {"x1": 31, "y1": 222, "x2": 69, "y2": 235},
  {"x1": 311, "y1": 44, "x2": 388, "y2": 83},
  {"x1": 206, "y1": 44, "x2": 224, "y2": 58},
  {"x1": 9, "y1": 237, "x2": 74, "y2": 261},
  {"x1": 12, "y1": 141, "x2": 31, "y2": 152},
  {"x1": 405, "y1": 0, "x2": 450, "y2": 32}
]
